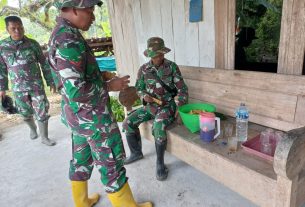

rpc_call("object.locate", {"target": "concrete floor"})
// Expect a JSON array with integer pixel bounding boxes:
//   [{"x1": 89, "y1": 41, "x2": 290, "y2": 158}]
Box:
[{"x1": 0, "y1": 115, "x2": 257, "y2": 207}]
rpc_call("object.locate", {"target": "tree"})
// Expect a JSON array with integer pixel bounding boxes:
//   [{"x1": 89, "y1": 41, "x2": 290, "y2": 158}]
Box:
[
  {"x1": 236, "y1": 0, "x2": 283, "y2": 63},
  {"x1": 0, "y1": 0, "x2": 111, "y2": 44}
]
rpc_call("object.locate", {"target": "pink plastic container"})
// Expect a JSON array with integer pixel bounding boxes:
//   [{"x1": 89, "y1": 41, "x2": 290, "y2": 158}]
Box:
[{"x1": 241, "y1": 135, "x2": 276, "y2": 162}]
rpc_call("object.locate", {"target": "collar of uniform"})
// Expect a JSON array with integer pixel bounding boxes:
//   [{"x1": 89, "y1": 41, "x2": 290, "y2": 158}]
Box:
[
  {"x1": 147, "y1": 58, "x2": 168, "y2": 70},
  {"x1": 9, "y1": 36, "x2": 26, "y2": 45},
  {"x1": 56, "y1": 16, "x2": 79, "y2": 32}
]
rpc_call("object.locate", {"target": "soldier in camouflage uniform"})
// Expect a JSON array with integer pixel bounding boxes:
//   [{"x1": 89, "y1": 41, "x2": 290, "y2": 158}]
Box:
[
  {"x1": 123, "y1": 37, "x2": 188, "y2": 181},
  {"x1": 49, "y1": 1, "x2": 152, "y2": 206},
  {"x1": 0, "y1": 16, "x2": 56, "y2": 146}
]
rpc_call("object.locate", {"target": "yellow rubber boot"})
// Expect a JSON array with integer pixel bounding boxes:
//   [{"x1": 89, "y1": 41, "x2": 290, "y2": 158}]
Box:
[
  {"x1": 107, "y1": 182, "x2": 153, "y2": 207},
  {"x1": 71, "y1": 181, "x2": 100, "y2": 207}
]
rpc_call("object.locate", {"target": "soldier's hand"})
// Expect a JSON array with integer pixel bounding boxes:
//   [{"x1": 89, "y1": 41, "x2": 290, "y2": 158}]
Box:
[
  {"x1": 107, "y1": 75, "x2": 130, "y2": 91},
  {"x1": 143, "y1": 95, "x2": 154, "y2": 103},
  {"x1": 50, "y1": 86, "x2": 57, "y2": 94},
  {"x1": 0, "y1": 91, "x2": 6, "y2": 98}
]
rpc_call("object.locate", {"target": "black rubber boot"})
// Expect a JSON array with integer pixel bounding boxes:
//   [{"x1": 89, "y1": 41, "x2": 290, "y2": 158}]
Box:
[
  {"x1": 124, "y1": 128, "x2": 143, "y2": 165},
  {"x1": 155, "y1": 140, "x2": 168, "y2": 181},
  {"x1": 24, "y1": 117, "x2": 38, "y2": 140},
  {"x1": 38, "y1": 121, "x2": 56, "y2": 146}
]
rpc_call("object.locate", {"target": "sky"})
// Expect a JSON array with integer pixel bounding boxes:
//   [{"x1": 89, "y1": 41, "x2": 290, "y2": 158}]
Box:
[{"x1": 8, "y1": 0, "x2": 18, "y2": 7}]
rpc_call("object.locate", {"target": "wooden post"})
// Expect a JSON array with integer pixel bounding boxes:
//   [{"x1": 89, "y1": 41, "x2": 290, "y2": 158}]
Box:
[
  {"x1": 275, "y1": 176, "x2": 298, "y2": 207},
  {"x1": 277, "y1": 0, "x2": 305, "y2": 75}
]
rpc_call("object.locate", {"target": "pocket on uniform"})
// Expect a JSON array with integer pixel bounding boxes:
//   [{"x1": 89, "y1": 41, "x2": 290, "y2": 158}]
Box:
[
  {"x1": 95, "y1": 145, "x2": 116, "y2": 169},
  {"x1": 21, "y1": 50, "x2": 37, "y2": 64}
]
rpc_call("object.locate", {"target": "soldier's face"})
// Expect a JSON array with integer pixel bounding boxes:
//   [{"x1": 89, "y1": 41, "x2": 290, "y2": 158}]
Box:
[
  {"x1": 6, "y1": 21, "x2": 24, "y2": 41},
  {"x1": 75, "y1": 7, "x2": 95, "y2": 31},
  {"x1": 151, "y1": 54, "x2": 165, "y2": 66}
]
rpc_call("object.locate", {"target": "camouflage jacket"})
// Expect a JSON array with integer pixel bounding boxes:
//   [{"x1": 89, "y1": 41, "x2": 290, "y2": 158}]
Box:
[
  {"x1": 136, "y1": 59, "x2": 188, "y2": 107},
  {"x1": 0, "y1": 36, "x2": 54, "y2": 92},
  {"x1": 48, "y1": 17, "x2": 111, "y2": 130}
]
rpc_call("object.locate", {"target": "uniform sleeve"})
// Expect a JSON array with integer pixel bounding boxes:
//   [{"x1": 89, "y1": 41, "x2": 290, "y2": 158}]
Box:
[
  {"x1": 33, "y1": 41, "x2": 54, "y2": 87},
  {"x1": 53, "y1": 35, "x2": 104, "y2": 104},
  {"x1": 0, "y1": 53, "x2": 8, "y2": 91},
  {"x1": 173, "y1": 63, "x2": 188, "y2": 106},
  {"x1": 135, "y1": 66, "x2": 146, "y2": 99}
]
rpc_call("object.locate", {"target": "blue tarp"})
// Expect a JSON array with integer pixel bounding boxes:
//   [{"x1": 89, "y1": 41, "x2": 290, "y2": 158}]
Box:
[{"x1": 95, "y1": 56, "x2": 117, "y2": 71}]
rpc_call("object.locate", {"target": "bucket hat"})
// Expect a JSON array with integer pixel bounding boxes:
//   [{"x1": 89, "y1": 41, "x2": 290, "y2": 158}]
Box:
[
  {"x1": 53, "y1": 0, "x2": 103, "y2": 10},
  {"x1": 143, "y1": 37, "x2": 171, "y2": 58}
]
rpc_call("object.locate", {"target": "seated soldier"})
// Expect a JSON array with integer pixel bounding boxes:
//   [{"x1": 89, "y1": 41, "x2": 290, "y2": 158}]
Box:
[{"x1": 123, "y1": 37, "x2": 189, "y2": 181}]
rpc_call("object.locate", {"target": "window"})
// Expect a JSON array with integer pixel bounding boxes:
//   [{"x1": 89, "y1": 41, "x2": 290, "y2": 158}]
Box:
[{"x1": 234, "y1": 0, "x2": 283, "y2": 73}]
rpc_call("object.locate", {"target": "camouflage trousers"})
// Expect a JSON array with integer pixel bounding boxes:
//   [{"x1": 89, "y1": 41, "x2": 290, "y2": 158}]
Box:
[
  {"x1": 13, "y1": 90, "x2": 50, "y2": 122},
  {"x1": 69, "y1": 123, "x2": 127, "y2": 193},
  {"x1": 123, "y1": 102, "x2": 176, "y2": 142}
]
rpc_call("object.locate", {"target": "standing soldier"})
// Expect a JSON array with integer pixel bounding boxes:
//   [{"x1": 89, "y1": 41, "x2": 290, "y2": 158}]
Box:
[
  {"x1": 123, "y1": 37, "x2": 189, "y2": 181},
  {"x1": 0, "y1": 16, "x2": 56, "y2": 146},
  {"x1": 48, "y1": 1, "x2": 152, "y2": 206}
]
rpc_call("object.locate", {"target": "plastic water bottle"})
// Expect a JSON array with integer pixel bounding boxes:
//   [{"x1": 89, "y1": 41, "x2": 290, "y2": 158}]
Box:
[{"x1": 235, "y1": 103, "x2": 249, "y2": 142}]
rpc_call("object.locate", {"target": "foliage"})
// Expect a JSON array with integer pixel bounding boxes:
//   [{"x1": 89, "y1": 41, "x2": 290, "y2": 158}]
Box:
[
  {"x1": 109, "y1": 97, "x2": 142, "y2": 122},
  {"x1": 0, "y1": 0, "x2": 112, "y2": 44},
  {"x1": 110, "y1": 96, "x2": 125, "y2": 122},
  {"x1": 236, "y1": 0, "x2": 283, "y2": 62},
  {"x1": 133, "y1": 99, "x2": 141, "y2": 107}
]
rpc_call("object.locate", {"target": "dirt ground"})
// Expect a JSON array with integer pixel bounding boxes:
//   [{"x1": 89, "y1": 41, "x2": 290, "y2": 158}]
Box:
[{"x1": 0, "y1": 94, "x2": 61, "y2": 133}]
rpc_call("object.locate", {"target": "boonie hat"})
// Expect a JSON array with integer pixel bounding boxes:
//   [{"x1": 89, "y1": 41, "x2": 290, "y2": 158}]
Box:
[
  {"x1": 53, "y1": 0, "x2": 103, "y2": 10},
  {"x1": 143, "y1": 37, "x2": 171, "y2": 58}
]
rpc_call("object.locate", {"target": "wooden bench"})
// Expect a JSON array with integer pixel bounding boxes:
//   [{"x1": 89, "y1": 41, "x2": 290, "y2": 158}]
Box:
[{"x1": 138, "y1": 66, "x2": 305, "y2": 207}]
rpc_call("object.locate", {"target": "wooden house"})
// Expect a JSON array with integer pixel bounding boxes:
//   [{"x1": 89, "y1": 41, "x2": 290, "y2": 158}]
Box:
[{"x1": 107, "y1": 0, "x2": 305, "y2": 206}]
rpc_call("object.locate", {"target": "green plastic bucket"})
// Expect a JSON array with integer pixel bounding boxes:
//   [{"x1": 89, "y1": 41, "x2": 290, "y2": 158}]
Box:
[{"x1": 178, "y1": 103, "x2": 216, "y2": 133}]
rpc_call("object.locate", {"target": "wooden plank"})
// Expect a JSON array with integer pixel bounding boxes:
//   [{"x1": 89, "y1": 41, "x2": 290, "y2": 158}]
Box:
[
  {"x1": 123, "y1": 0, "x2": 140, "y2": 84},
  {"x1": 227, "y1": 0, "x2": 235, "y2": 69},
  {"x1": 214, "y1": 0, "x2": 226, "y2": 69},
  {"x1": 288, "y1": 0, "x2": 305, "y2": 75},
  {"x1": 297, "y1": 170, "x2": 305, "y2": 207},
  {"x1": 276, "y1": 176, "x2": 298, "y2": 207},
  {"x1": 140, "y1": 121, "x2": 277, "y2": 207},
  {"x1": 278, "y1": 0, "x2": 305, "y2": 75},
  {"x1": 131, "y1": 0, "x2": 147, "y2": 66},
  {"x1": 185, "y1": 79, "x2": 297, "y2": 122},
  {"x1": 172, "y1": 0, "x2": 187, "y2": 65},
  {"x1": 160, "y1": 0, "x2": 175, "y2": 61},
  {"x1": 140, "y1": 0, "x2": 163, "y2": 39},
  {"x1": 295, "y1": 95, "x2": 305, "y2": 125},
  {"x1": 214, "y1": 0, "x2": 235, "y2": 69},
  {"x1": 107, "y1": 0, "x2": 123, "y2": 70},
  {"x1": 180, "y1": 66, "x2": 305, "y2": 96},
  {"x1": 184, "y1": 0, "x2": 199, "y2": 66},
  {"x1": 198, "y1": 0, "x2": 215, "y2": 68}
]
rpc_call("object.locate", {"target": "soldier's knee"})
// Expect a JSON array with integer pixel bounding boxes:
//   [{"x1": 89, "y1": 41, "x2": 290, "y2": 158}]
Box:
[{"x1": 155, "y1": 137, "x2": 167, "y2": 144}]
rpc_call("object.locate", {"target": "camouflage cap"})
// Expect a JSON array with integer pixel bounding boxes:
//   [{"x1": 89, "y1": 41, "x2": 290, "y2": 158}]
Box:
[
  {"x1": 143, "y1": 37, "x2": 171, "y2": 58},
  {"x1": 53, "y1": 0, "x2": 103, "y2": 10}
]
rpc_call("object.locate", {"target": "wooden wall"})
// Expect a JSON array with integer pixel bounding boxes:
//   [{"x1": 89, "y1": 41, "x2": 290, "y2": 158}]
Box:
[
  {"x1": 180, "y1": 66, "x2": 305, "y2": 131},
  {"x1": 108, "y1": 0, "x2": 305, "y2": 79},
  {"x1": 108, "y1": 0, "x2": 216, "y2": 84}
]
